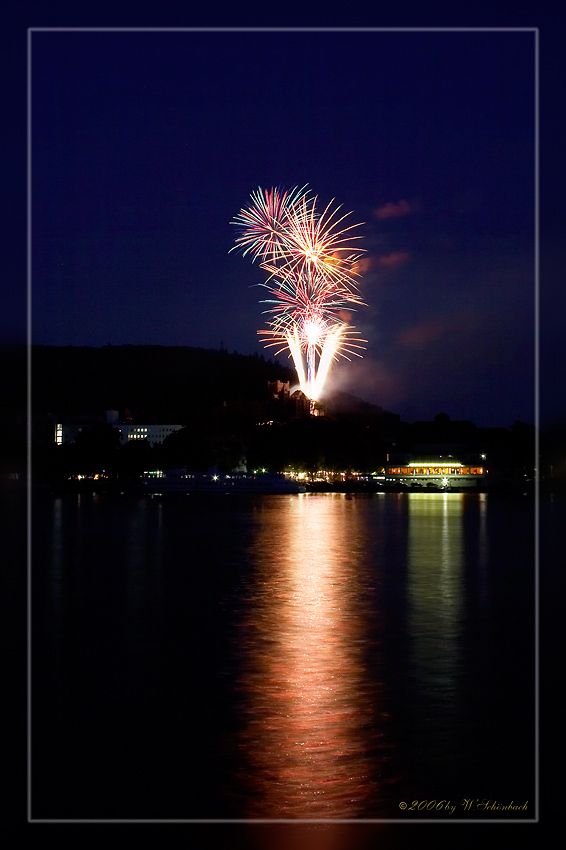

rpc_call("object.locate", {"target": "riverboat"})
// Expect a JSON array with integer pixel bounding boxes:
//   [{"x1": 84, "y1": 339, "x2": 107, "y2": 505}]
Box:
[{"x1": 384, "y1": 460, "x2": 487, "y2": 490}]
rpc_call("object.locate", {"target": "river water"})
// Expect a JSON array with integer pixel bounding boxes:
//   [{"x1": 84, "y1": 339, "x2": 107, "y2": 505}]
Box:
[{"x1": 31, "y1": 490, "x2": 536, "y2": 821}]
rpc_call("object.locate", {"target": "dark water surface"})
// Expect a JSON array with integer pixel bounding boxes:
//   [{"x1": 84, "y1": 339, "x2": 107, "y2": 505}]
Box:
[{"x1": 31, "y1": 491, "x2": 536, "y2": 820}]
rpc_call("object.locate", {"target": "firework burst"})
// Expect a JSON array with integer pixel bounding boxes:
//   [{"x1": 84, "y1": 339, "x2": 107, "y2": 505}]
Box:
[{"x1": 231, "y1": 186, "x2": 367, "y2": 403}]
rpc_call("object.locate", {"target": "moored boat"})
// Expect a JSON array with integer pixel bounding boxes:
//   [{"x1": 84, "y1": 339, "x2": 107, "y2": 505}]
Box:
[{"x1": 140, "y1": 468, "x2": 305, "y2": 494}]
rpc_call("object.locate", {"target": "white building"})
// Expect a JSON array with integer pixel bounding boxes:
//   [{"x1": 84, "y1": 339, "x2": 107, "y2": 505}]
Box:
[{"x1": 114, "y1": 424, "x2": 183, "y2": 445}]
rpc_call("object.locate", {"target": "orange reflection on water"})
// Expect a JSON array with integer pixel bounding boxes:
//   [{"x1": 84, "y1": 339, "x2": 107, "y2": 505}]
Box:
[{"x1": 236, "y1": 494, "x2": 379, "y2": 819}]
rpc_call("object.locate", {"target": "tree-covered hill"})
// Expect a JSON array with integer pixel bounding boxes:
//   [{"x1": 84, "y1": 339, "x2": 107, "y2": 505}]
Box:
[{"x1": 29, "y1": 345, "x2": 295, "y2": 421}]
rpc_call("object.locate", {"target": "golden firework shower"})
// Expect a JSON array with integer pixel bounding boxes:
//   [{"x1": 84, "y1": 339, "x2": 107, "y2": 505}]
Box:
[{"x1": 231, "y1": 186, "x2": 367, "y2": 403}]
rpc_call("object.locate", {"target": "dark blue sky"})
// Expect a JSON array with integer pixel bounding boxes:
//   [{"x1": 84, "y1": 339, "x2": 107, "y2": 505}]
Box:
[{"x1": 29, "y1": 28, "x2": 539, "y2": 427}]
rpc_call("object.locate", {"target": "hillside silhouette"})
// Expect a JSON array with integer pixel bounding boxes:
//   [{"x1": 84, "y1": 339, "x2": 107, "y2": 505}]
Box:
[
  {"x1": 1, "y1": 344, "x2": 544, "y2": 485},
  {"x1": 30, "y1": 345, "x2": 296, "y2": 421}
]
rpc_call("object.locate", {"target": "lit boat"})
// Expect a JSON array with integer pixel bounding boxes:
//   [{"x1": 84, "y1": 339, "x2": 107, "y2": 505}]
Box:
[
  {"x1": 140, "y1": 469, "x2": 305, "y2": 494},
  {"x1": 384, "y1": 460, "x2": 487, "y2": 490}
]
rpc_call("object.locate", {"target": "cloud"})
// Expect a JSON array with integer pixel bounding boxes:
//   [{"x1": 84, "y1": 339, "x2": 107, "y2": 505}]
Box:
[
  {"x1": 377, "y1": 251, "x2": 410, "y2": 269},
  {"x1": 374, "y1": 199, "x2": 418, "y2": 220},
  {"x1": 352, "y1": 256, "x2": 376, "y2": 275},
  {"x1": 395, "y1": 311, "x2": 501, "y2": 366},
  {"x1": 397, "y1": 319, "x2": 446, "y2": 348}
]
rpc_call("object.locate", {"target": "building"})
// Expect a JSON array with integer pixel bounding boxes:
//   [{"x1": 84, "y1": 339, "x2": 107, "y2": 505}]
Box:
[
  {"x1": 54, "y1": 415, "x2": 105, "y2": 445},
  {"x1": 114, "y1": 423, "x2": 184, "y2": 445},
  {"x1": 55, "y1": 410, "x2": 183, "y2": 447},
  {"x1": 268, "y1": 380, "x2": 291, "y2": 400}
]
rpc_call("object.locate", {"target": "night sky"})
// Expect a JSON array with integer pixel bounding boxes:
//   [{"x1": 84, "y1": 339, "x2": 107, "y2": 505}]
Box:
[
  {"x1": 6, "y1": 13, "x2": 563, "y2": 845},
  {"x1": 28, "y1": 28, "x2": 540, "y2": 427}
]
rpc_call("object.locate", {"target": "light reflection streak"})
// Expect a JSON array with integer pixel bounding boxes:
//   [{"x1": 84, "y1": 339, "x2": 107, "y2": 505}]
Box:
[
  {"x1": 406, "y1": 493, "x2": 464, "y2": 751},
  {"x1": 235, "y1": 494, "x2": 381, "y2": 818},
  {"x1": 407, "y1": 493, "x2": 464, "y2": 679},
  {"x1": 123, "y1": 500, "x2": 164, "y2": 650},
  {"x1": 50, "y1": 497, "x2": 63, "y2": 611},
  {"x1": 478, "y1": 493, "x2": 489, "y2": 605}
]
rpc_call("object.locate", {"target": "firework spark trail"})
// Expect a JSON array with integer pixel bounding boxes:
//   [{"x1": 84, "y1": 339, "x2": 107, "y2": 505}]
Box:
[
  {"x1": 312, "y1": 325, "x2": 346, "y2": 401},
  {"x1": 231, "y1": 185, "x2": 310, "y2": 264},
  {"x1": 231, "y1": 186, "x2": 367, "y2": 402}
]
